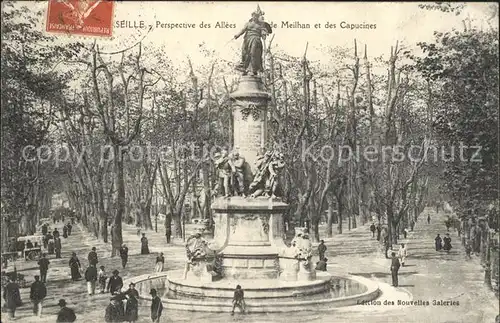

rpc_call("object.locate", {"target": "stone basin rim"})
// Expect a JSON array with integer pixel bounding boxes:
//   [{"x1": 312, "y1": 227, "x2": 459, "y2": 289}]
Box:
[
  {"x1": 126, "y1": 271, "x2": 381, "y2": 311},
  {"x1": 165, "y1": 269, "x2": 332, "y2": 291}
]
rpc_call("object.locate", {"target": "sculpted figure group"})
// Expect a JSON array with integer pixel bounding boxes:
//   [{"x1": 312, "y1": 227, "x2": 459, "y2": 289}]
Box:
[{"x1": 214, "y1": 148, "x2": 285, "y2": 199}]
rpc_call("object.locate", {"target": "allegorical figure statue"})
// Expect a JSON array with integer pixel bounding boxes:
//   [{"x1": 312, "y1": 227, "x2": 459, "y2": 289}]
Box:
[
  {"x1": 234, "y1": 5, "x2": 272, "y2": 76},
  {"x1": 291, "y1": 228, "x2": 313, "y2": 268},
  {"x1": 215, "y1": 149, "x2": 232, "y2": 197},
  {"x1": 229, "y1": 151, "x2": 246, "y2": 197},
  {"x1": 249, "y1": 149, "x2": 285, "y2": 198}
]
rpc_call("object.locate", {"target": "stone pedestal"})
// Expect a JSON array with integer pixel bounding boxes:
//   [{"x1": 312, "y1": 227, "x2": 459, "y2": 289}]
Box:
[
  {"x1": 184, "y1": 260, "x2": 214, "y2": 283},
  {"x1": 279, "y1": 257, "x2": 299, "y2": 281},
  {"x1": 211, "y1": 197, "x2": 287, "y2": 280},
  {"x1": 297, "y1": 259, "x2": 316, "y2": 281}
]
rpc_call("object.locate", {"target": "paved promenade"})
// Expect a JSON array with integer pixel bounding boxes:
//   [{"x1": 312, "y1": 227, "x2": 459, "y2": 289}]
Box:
[{"x1": 3, "y1": 208, "x2": 497, "y2": 323}]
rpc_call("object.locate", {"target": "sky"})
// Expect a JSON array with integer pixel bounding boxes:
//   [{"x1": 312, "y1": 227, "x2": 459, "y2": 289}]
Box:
[{"x1": 15, "y1": 1, "x2": 500, "y2": 68}]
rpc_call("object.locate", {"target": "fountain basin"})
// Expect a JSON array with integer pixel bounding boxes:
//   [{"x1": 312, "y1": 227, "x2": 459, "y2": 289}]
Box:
[{"x1": 127, "y1": 271, "x2": 381, "y2": 313}]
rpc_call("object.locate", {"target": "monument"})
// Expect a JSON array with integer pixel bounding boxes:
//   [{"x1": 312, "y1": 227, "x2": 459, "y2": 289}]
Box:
[{"x1": 138, "y1": 6, "x2": 380, "y2": 312}]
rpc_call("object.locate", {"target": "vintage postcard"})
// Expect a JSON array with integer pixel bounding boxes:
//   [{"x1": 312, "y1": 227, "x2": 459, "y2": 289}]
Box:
[{"x1": 1, "y1": 1, "x2": 498, "y2": 323}]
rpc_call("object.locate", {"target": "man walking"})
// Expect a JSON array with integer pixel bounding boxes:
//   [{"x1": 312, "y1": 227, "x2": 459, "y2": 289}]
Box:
[
  {"x1": 390, "y1": 252, "x2": 401, "y2": 287},
  {"x1": 370, "y1": 223, "x2": 376, "y2": 238},
  {"x1": 318, "y1": 240, "x2": 327, "y2": 261},
  {"x1": 120, "y1": 244, "x2": 129, "y2": 269},
  {"x1": 150, "y1": 288, "x2": 163, "y2": 323},
  {"x1": 427, "y1": 215, "x2": 431, "y2": 224},
  {"x1": 38, "y1": 253, "x2": 50, "y2": 283},
  {"x1": 56, "y1": 299, "x2": 76, "y2": 322},
  {"x1": 231, "y1": 285, "x2": 246, "y2": 315},
  {"x1": 30, "y1": 275, "x2": 47, "y2": 317},
  {"x1": 88, "y1": 247, "x2": 99, "y2": 266},
  {"x1": 3, "y1": 275, "x2": 21, "y2": 319},
  {"x1": 85, "y1": 264, "x2": 98, "y2": 295},
  {"x1": 107, "y1": 269, "x2": 123, "y2": 295},
  {"x1": 54, "y1": 236, "x2": 62, "y2": 259}
]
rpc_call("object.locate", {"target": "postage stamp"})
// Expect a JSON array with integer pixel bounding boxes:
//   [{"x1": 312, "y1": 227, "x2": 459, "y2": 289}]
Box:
[{"x1": 45, "y1": 0, "x2": 114, "y2": 37}]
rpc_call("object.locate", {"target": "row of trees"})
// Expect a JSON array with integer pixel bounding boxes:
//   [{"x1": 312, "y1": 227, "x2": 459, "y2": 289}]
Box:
[{"x1": 1, "y1": 2, "x2": 497, "y2": 258}]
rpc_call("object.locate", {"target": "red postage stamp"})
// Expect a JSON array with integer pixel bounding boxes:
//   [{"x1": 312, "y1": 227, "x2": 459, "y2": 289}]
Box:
[{"x1": 46, "y1": 0, "x2": 114, "y2": 37}]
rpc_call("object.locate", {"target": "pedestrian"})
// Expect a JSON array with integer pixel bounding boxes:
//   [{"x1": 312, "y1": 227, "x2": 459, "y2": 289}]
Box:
[
  {"x1": 383, "y1": 236, "x2": 390, "y2": 259},
  {"x1": 315, "y1": 257, "x2": 328, "y2": 271},
  {"x1": 63, "y1": 225, "x2": 68, "y2": 239},
  {"x1": 38, "y1": 253, "x2": 50, "y2": 283},
  {"x1": 56, "y1": 299, "x2": 76, "y2": 323},
  {"x1": 69, "y1": 252, "x2": 82, "y2": 281},
  {"x1": 119, "y1": 244, "x2": 129, "y2": 269},
  {"x1": 88, "y1": 247, "x2": 99, "y2": 266},
  {"x1": 165, "y1": 223, "x2": 172, "y2": 244},
  {"x1": 141, "y1": 233, "x2": 150, "y2": 255},
  {"x1": 85, "y1": 264, "x2": 98, "y2": 295},
  {"x1": 54, "y1": 236, "x2": 62, "y2": 258},
  {"x1": 317, "y1": 240, "x2": 327, "y2": 261},
  {"x1": 427, "y1": 215, "x2": 431, "y2": 224},
  {"x1": 107, "y1": 269, "x2": 123, "y2": 295},
  {"x1": 370, "y1": 223, "x2": 376, "y2": 238},
  {"x1": 2, "y1": 275, "x2": 22, "y2": 319},
  {"x1": 98, "y1": 265, "x2": 108, "y2": 294},
  {"x1": 376, "y1": 224, "x2": 381, "y2": 241},
  {"x1": 150, "y1": 288, "x2": 163, "y2": 323},
  {"x1": 231, "y1": 284, "x2": 246, "y2": 315},
  {"x1": 42, "y1": 223, "x2": 48, "y2": 236},
  {"x1": 435, "y1": 234, "x2": 443, "y2": 251},
  {"x1": 465, "y1": 239, "x2": 472, "y2": 259},
  {"x1": 410, "y1": 220, "x2": 415, "y2": 231},
  {"x1": 390, "y1": 252, "x2": 401, "y2": 287},
  {"x1": 125, "y1": 283, "x2": 139, "y2": 323},
  {"x1": 105, "y1": 294, "x2": 125, "y2": 322},
  {"x1": 67, "y1": 222, "x2": 73, "y2": 236},
  {"x1": 53, "y1": 228, "x2": 60, "y2": 239},
  {"x1": 398, "y1": 243, "x2": 408, "y2": 266},
  {"x1": 154, "y1": 252, "x2": 165, "y2": 272},
  {"x1": 30, "y1": 275, "x2": 46, "y2": 317},
  {"x1": 48, "y1": 236, "x2": 55, "y2": 255},
  {"x1": 443, "y1": 233, "x2": 452, "y2": 253}
]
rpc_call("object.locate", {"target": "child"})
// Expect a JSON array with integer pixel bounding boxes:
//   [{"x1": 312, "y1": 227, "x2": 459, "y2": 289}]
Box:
[
  {"x1": 98, "y1": 265, "x2": 107, "y2": 294},
  {"x1": 154, "y1": 253, "x2": 165, "y2": 272}
]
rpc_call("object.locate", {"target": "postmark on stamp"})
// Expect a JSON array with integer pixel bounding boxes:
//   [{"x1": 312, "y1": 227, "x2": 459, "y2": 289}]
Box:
[{"x1": 46, "y1": 0, "x2": 114, "y2": 37}]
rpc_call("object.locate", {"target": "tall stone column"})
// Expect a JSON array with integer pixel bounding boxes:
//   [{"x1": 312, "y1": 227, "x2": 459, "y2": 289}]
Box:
[
  {"x1": 230, "y1": 75, "x2": 270, "y2": 173},
  {"x1": 211, "y1": 75, "x2": 288, "y2": 280}
]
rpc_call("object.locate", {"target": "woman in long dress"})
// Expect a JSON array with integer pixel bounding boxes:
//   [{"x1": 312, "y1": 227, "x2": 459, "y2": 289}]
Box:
[
  {"x1": 69, "y1": 252, "x2": 82, "y2": 281},
  {"x1": 140, "y1": 234, "x2": 149, "y2": 255},
  {"x1": 234, "y1": 6, "x2": 272, "y2": 76}
]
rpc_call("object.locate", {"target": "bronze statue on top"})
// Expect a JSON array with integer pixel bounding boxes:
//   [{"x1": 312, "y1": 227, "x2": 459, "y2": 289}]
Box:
[{"x1": 234, "y1": 5, "x2": 272, "y2": 76}]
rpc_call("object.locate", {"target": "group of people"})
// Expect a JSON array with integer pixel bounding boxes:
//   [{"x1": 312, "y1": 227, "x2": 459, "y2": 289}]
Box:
[
  {"x1": 104, "y1": 285, "x2": 164, "y2": 323},
  {"x1": 41, "y1": 223, "x2": 72, "y2": 258},
  {"x1": 2, "y1": 273, "x2": 76, "y2": 322},
  {"x1": 435, "y1": 233, "x2": 453, "y2": 252}
]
